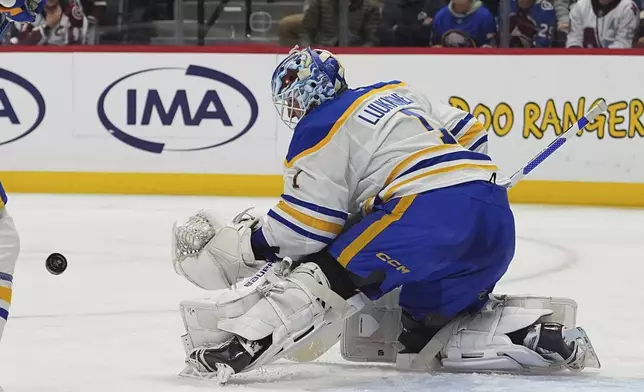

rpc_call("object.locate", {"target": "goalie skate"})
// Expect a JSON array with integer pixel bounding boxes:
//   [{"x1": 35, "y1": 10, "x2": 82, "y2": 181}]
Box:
[{"x1": 178, "y1": 335, "x2": 261, "y2": 385}]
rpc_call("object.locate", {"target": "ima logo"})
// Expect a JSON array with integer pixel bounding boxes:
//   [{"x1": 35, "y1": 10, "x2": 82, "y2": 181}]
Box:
[
  {"x1": 0, "y1": 68, "x2": 46, "y2": 146},
  {"x1": 97, "y1": 65, "x2": 259, "y2": 153}
]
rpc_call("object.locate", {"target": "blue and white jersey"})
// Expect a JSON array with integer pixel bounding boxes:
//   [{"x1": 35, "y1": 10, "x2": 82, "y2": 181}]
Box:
[
  {"x1": 509, "y1": 0, "x2": 556, "y2": 48},
  {"x1": 431, "y1": 4, "x2": 497, "y2": 47},
  {"x1": 253, "y1": 81, "x2": 498, "y2": 261},
  {"x1": 0, "y1": 181, "x2": 6, "y2": 208}
]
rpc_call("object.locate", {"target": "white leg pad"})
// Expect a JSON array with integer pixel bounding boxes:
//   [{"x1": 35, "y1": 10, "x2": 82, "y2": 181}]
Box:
[
  {"x1": 179, "y1": 262, "x2": 279, "y2": 355},
  {"x1": 437, "y1": 298, "x2": 564, "y2": 372},
  {"x1": 180, "y1": 261, "x2": 366, "y2": 373},
  {"x1": 342, "y1": 290, "x2": 594, "y2": 373}
]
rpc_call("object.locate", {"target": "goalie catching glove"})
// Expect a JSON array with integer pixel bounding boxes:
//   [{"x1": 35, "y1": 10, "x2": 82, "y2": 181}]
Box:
[{"x1": 171, "y1": 209, "x2": 266, "y2": 290}]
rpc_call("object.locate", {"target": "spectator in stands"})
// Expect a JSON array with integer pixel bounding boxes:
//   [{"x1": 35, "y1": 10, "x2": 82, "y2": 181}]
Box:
[
  {"x1": 300, "y1": 0, "x2": 381, "y2": 46},
  {"x1": 81, "y1": 0, "x2": 106, "y2": 44},
  {"x1": 378, "y1": 0, "x2": 445, "y2": 46},
  {"x1": 554, "y1": 0, "x2": 574, "y2": 31},
  {"x1": 567, "y1": 0, "x2": 639, "y2": 48},
  {"x1": 552, "y1": 0, "x2": 574, "y2": 46},
  {"x1": 6, "y1": 0, "x2": 88, "y2": 45},
  {"x1": 509, "y1": 0, "x2": 556, "y2": 47},
  {"x1": 638, "y1": 8, "x2": 644, "y2": 46},
  {"x1": 431, "y1": 0, "x2": 496, "y2": 47},
  {"x1": 278, "y1": 1, "x2": 309, "y2": 47}
]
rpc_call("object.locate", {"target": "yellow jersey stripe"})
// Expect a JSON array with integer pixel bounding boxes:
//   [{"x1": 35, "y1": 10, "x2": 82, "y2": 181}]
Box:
[
  {"x1": 276, "y1": 201, "x2": 344, "y2": 235},
  {"x1": 382, "y1": 163, "x2": 498, "y2": 202},
  {"x1": 284, "y1": 82, "x2": 406, "y2": 168},
  {"x1": 361, "y1": 196, "x2": 376, "y2": 216},
  {"x1": 0, "y1": 286, "x2": 11, "y2": 304},
  {"x1": 383, "y1": 144, "x2": 460, "y2": 187},
  {"x1": 338, "y1": 194, "x2": 417, "y2": 267},
  {"x1": 457, "y1": 121, "x2": 485, "y2": 147}
]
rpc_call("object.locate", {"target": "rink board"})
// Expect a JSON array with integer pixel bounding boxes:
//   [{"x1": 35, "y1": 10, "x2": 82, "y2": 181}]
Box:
[{"x1": 0, "y1": 47, "x2": 643, "y2": 206}]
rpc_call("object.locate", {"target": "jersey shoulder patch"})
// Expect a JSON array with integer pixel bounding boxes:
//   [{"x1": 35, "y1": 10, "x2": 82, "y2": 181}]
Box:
[{"x1": 285, "y1": 80, "x2": 404, "y2": 166}]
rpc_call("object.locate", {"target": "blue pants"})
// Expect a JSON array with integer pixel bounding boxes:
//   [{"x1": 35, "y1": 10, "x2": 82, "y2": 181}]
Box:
[{"x1": 328, "y1": 181, "x2": 515, "y2": 321}]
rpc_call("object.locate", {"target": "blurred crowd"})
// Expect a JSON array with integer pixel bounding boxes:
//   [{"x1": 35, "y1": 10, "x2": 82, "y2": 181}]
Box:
[
  {"x1": 1, "y1": 0, "x2": 642, "y2": 48},
  {"x1": 2, "y1": 0, "x2": 105, "y2": 45},
  {"x1": 280, "y1": 0, "x2": 644, "y2": 48}
]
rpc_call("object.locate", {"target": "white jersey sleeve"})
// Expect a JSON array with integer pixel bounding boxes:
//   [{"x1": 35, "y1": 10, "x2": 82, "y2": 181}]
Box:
[{"x1": 254, "y1": 131, "x2": 351, "y2": 261}]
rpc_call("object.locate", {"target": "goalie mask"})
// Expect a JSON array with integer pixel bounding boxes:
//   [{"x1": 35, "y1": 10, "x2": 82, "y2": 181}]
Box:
[{"x1": 271, "y1": 46, "x2": 347, "y2": 129}]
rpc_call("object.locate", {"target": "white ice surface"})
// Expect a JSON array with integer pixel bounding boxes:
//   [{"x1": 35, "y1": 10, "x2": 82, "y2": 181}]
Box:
[{"x1": 0, "y1": 195, "x2": 643, "y2": 391}]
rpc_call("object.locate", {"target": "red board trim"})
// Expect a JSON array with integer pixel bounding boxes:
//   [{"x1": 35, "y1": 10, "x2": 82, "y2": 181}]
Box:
[{"x1": 1, "y1": 45, "x2": 644, "y2": 55}]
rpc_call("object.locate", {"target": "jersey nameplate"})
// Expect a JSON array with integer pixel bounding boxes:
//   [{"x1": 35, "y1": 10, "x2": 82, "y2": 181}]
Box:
[{"x1": 357, "y1": 93, "x2": 415, "y2": 126}]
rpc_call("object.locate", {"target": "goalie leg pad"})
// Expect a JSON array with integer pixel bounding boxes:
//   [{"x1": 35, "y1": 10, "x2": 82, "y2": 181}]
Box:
[
  {"x1": 434, "y1": 296, "x2": 599, "y2": 372},
  {"x1": 436, "y1": 297, "x2": 569, "y2": 372},
  {"x1": 342, "y1": 291, "x2": 598, "y2": 373},
  {"x1": 180, "y1": 261, "x2": 366, "y2": 381}
]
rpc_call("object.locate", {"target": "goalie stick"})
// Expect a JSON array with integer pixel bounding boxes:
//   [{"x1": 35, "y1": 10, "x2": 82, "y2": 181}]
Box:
[{"x1": 500, "y1": 99, "x2": 609, "y2": 189}]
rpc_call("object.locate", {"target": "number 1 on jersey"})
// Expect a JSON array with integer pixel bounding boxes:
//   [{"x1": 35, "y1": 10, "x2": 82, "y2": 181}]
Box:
[{"x1": 400, "y1": 109, "x2": 457, "y2": 145}]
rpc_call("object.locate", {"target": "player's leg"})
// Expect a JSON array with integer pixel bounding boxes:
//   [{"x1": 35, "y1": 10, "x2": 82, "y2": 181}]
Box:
[
  {"x1": 327, "y1": 181, "x2": 514, "y2": 309},
  {"x1": 394, "y1": 184, "x2": 588, "y2": 371},
  {"x1": 337, "y1": 181, "x2": 593, "y2": 371},
  {"x1": 0, "y1": 206, "x2": 20, "y2": 342},
  {"x1": 395, "y1": 180, "x2": 516, "y2": 351}
]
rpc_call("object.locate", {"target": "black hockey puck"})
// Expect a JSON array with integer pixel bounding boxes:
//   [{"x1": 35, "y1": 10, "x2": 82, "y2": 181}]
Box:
[{"x1": 46, "y1": 253, "x2": 67, "y2": 275}]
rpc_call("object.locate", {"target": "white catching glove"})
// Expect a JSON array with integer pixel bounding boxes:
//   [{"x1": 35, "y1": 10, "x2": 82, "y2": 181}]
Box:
[{"x1": 172, "y1": 208, "x2": 266, "y2": 290}]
